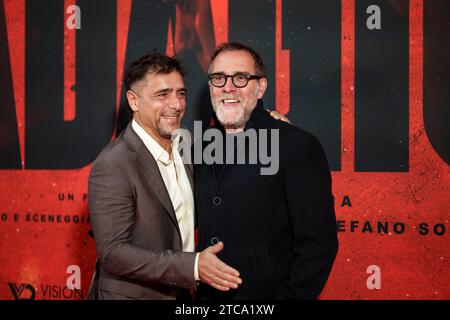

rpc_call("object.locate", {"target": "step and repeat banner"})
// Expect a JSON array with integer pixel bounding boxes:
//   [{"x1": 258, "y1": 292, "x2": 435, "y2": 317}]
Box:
[{"x1": 0, "y1": 0, "x2": 448, "y2": 300}]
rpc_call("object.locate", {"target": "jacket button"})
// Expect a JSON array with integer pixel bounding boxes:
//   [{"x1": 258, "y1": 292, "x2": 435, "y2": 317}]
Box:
[
  {"x1": 211, "y1": 237, "x2": 220, "y2": 245},
  {"x1": 212, "y1": 196, "x2": 222, "y2": 206}
]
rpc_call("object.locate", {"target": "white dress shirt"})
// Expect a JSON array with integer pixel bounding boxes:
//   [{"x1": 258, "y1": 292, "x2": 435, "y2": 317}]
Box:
[{"x1": 132, "y1": 120, "x2": 199, "y2": 280}]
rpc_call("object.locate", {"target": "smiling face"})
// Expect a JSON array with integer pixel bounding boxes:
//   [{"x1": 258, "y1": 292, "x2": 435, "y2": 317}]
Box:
[
  {"x1": 209, "y1": 50, "x2": 267, "y2": 132},
  {"x1": 126, "y1": 70, "x2": 186, "y2": 147}
]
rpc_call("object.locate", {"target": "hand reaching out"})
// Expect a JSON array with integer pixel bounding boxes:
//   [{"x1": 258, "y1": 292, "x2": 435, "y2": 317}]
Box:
[
  {"x1": 267, "y1": 109, "x2": 291, "y2": 124},
  {"x1": 198, "y1": 242, "x2": 243, "y2": 291}
]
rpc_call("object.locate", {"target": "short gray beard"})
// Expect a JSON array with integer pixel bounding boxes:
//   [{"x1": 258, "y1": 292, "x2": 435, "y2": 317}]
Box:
[{"x1": 214, "y1": 104, "x2": 252, "y2": 130}]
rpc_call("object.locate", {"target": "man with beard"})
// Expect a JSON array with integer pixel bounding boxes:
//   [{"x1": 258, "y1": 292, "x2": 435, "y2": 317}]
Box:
[
  {"x1": 87, "y1": 51, "x2": 242, "y2": 299},
  {"x1": 195, "y1": 42, "x2": 339, "y2": 299}
]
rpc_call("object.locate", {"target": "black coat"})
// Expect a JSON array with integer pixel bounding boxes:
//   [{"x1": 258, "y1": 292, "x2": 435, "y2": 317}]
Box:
[{"x1": 195, "y1": 100, "x2": 338, "y2": 300}]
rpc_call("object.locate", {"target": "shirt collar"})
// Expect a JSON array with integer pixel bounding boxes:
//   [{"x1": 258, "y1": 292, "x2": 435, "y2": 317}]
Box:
[{"x1": 132, "y1": 119, "x2": 177, "y2": 166}]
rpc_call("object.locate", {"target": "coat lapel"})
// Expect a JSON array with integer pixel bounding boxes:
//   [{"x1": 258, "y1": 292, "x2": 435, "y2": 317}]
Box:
[
  {"x1": 123, "y1": 122, "x2": 181, "y2": 238},
  {"x1": 183, "y1": 162, "x2": 194, "y2": 192},
  {"x1": 183, "y1": 161, "x2": 197, "y2": 228}
]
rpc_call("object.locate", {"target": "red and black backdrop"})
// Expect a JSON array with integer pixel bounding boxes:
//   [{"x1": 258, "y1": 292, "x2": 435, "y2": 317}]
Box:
[{"x1": 0, "y1": 0, "x2": 448, "y2": 300}]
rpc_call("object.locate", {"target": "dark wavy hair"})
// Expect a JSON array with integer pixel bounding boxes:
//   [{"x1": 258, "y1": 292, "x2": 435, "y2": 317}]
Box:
[{"x1": 124, "y1": 50, "x2": 184, "y2": 92}]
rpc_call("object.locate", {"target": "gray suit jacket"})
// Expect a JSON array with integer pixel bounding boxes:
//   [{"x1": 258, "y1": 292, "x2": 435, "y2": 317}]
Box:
[{"x1": 87, "y1": 122, "x2": 197, "y2": 299}]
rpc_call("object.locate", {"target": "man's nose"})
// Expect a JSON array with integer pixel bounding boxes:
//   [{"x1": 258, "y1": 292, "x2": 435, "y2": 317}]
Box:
[
  {"x1": 169, "y1": 95, "x2": 182, "y2": 111},
  {"x1": 222, "y1": 76, "x2": 237, "y2": 92}
]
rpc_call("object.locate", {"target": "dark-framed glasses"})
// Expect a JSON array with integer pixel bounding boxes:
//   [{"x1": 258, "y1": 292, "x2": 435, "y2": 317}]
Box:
[{"x1": 208, "y1": 73, "x2": 264, "y2": 88}]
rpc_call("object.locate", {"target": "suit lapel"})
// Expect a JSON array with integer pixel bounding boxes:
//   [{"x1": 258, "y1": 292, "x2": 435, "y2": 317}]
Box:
[
  {"x1": 183, "y1": 162, "x2": 194, "y2": 191},
  {"x1": 123, "y1": 123, "x2": 182, "y2": 239},
  {"x1": 183, "y1": 161, "x2": 197, "y2": 228}
]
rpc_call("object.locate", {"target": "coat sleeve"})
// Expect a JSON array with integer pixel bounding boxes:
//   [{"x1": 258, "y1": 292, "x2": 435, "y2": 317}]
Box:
[
  {"x1": 275, "y1": 132, "x2": 338, "y2": 299},
  {"x1": 88, "y1": 156, "x2": 197, "y2": 289}
]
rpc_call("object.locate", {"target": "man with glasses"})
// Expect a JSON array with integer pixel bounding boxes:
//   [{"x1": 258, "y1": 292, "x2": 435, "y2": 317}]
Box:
[{"x1": 195, "y1": 42, "x2": 339, "y2": 299}]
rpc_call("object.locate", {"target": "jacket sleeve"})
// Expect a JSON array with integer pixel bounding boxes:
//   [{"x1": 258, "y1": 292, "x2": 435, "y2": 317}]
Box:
[
  {"x1": 275, "y1": 132, "x2": 338, "y2": 299},
  {"x1": 88, "y1": 156, "x2": 197, "y2": 289}
]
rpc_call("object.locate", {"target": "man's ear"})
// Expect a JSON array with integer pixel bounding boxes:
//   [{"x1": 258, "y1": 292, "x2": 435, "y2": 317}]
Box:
[
  {"x1": 126, "y1": 90, "x2": 139, "y2": 112},
  {"x1": 257, "y1": 77, "x2": 268, "y2": 99}
]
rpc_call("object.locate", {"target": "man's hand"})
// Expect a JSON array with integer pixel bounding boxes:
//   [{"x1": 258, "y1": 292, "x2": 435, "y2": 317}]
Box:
[
  {"x1": 198, "y1": 242, "x2": 242, "y2": 291},
  {"x1": 267, "y1": 109, "x2": 291, "y2": 124}
]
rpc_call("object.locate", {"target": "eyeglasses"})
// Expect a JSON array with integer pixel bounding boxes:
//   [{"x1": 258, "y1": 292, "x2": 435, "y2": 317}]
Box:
[{"x1": 208, "y1": 73, "x2": 264, "y2": 88}]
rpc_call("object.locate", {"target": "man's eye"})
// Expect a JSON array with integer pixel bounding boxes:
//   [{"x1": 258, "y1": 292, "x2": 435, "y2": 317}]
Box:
[
  {"x1": 212, "y1": 75, "x2": 224, "y2": 81},
  {"x1": 235, "y1": 75, "x2": 246, "y2": 81},
  {"x1": 157, "y1": 92, "x2": 168, "y2": 97},
  {"x1": 177, "y1": 91, "x2": 186, "y2": 98}
]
